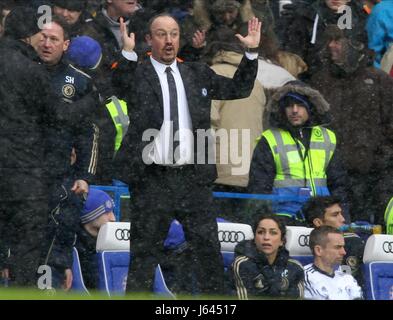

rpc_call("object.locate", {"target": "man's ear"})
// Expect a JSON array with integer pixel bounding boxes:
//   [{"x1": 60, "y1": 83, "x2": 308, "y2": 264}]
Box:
[
  {"x1": 314, "y1": 245, "x2": 323, "y2": 257},
  {"x1": 63, "y1": 39, "x2": 70, "y2": 52},
  {"x1": 145, "y1": 34, "x2": 152, "y2": 46},
  {"x1": 313, "y1": 218, "x2": 323, "y2": 227}
]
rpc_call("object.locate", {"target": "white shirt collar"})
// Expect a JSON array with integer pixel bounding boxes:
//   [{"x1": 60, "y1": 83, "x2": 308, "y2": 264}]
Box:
[{"x1": 150, "y1": 56, "x2": 178, "y2": 75}]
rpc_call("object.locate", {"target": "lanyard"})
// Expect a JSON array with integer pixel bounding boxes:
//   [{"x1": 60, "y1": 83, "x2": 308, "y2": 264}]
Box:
[{"x1": 292, "y1": 130, "x2": 309, "y2": 188}]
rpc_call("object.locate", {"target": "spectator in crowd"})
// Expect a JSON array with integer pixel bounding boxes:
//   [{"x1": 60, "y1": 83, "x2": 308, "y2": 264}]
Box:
[
  {"x1": 113, "y1": 14, "x2": 261, "y2": 294},
  {"x1": 302, "y1": 196, "x2": 365, "y2": 287},
  {"x1": 248, "y1": 81, "x2": 350, "y2": 226},
  {"x1": 283, "y1": 0, "x2": 368, "y2": 78},
  {"x1": 51, "y1": 0, "x2": 97, "y2": 38},
  {"x1": 204, "y1": 26, "x2": 265, "y2": 223},
  {"x1": 76, "y1": 189, "x2": 116, "y2": 289},
  {"x1": 180, "y1": 0, "x2": 255, "y2": 61},
  {"x1": 231, "y1": 213, "x2": 304, "y2": 299},
  {"x1": 309, "y1": 25, "x2": 393, "y2": 224},
  {"x1": 35, "y1": 16, "x2": 99, "y2": 291},
  {"x1": 89, "y1": 0, "x2": 143, "y2": 65},
  {"x1": 0, "y1": 0, "x2": 17, "y2": 38},
  {"x1": 366, "y1": 0, "x2": 393, "y2": 68},
  {"x1": 304, "y1": 226, "x2": 363, "y2": 299}
]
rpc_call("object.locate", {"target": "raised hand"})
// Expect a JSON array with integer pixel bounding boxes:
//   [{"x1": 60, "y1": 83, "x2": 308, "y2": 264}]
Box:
[
  {"x1": 192, "y1": 30, "x2": 206, "y2": 49},
  {"x1": 120, "y1": 16, "x2": 135, "y2": 52},
  {"x1": 235, "y1": 17, "x2": 262, "y2": 49}
]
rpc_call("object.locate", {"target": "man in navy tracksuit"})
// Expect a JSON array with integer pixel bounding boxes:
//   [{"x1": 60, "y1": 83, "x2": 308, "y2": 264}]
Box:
[{"x1": 36, "y1": 16, "x2": 99, "y2": 290}]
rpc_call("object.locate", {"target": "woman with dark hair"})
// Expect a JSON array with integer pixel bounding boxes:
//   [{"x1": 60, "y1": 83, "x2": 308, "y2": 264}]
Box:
[{"x1": 231, "y1": 214, "x2": 304, "y2": 299}]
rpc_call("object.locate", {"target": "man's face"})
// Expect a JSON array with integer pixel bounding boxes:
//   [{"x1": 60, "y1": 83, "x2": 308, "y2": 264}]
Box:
[
  {"x1": 328, "y1": 38, "x2": 346, "y2": 63},
  {"x1": 285, "y1": 103, "x2": 309, "y2": 127},
  {"x1": 53, "y1": 6, "x2": 82, "y2": 25},
  {"x1": 218, "y1": 8, "x2": 239, "y2": 26},
  {"x1": 314, "y1": 204, "x2": 346, "y2": 229},
  {"x1": 146, "y1": 16, "x2": 180, "y2": 65},
  {"x1": 37, "y1": 22, "x2": 69, "y2": 65},
  {"x1": 325, "y1": 0, "x2": 350, "y2": 11},
  {"x1": 319, "y1": 233, "x2": 346, "y2": 267},
  {"x1": 107, "y1": 0, "x2": 138, "y2": 17}
]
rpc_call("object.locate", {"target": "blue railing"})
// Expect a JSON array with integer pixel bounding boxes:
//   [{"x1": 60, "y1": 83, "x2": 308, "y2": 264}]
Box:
[{"x1": 90, "y1": 182, "x2": 310, "y2": 221}]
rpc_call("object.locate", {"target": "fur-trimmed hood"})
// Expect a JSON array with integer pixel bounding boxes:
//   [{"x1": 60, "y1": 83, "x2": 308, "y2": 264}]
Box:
[
  {"x1": 265, "y1": 82, "x2": 331, "y2": 129},
  {"x1": 192, "y1": 0, "x2": 254, "y2": 31}
]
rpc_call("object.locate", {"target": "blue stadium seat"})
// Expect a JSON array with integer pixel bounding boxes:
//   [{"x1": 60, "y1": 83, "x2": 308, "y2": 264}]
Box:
[
  {"x1": 96, "y1": 222, "x2": 175, "y2": 297},
  {"x1": 285, "y1": 226, "x2": 314, "y2": 266},
  {"x1": 217, "y1": 222, "x2": 254, "y2": 272},
  {"x1": 362, "y1": 235, "x2": 393, "y2": 300},
  {"x1": 71, "y1": 247, "x2": 89, "y2": 294},
  {"x1": 97, "y1": 250, "x2": 130, "y2": 295},
  {"x1": 153, "y1": 264, "x2": 176, "y2": 298}
]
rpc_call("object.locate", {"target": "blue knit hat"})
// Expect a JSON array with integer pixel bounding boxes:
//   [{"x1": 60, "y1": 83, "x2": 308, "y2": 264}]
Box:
[
  {"x1": 65, "y1": 36, "x2": 102, "y2": 70},
  {"x1": 81, "y1": 189, "x2": 115, "y2": 224},
  {"x1": 279, "y1": 92, "x2": 312, "y2": 113}
]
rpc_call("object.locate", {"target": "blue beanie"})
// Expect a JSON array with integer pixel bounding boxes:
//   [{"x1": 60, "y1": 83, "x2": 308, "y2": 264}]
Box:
[
  {"x1": 81, "y1": 189, "x2": 115, "y2": 224},
  {"x1": 65, "y1": 36, "x2": 102, "y2": 70},
  {"x1": 279, "y1": 92, "x2": 312, "y2": 113}
]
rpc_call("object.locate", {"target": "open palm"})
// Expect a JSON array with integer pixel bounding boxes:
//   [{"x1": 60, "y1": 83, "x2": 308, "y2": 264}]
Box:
[{"x1": 235, "y1": 17, "x2": 262, "y2": 49}]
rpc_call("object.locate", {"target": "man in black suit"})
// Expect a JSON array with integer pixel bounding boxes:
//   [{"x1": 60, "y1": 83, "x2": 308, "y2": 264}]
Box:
[{"x1": 114, "y1": 14, "x2": 261, "y2": 295}]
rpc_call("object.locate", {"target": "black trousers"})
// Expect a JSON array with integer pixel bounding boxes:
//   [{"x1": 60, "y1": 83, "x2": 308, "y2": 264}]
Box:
[
  {"x1": 126, "y1": 165, "x2": 225, "y2": 295},
  {"x1": 0, "y1": 171, "x2": 49, "y2": 287}
]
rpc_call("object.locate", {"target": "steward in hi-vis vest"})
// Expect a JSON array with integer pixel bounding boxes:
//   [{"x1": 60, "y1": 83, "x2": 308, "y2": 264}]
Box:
[
  {"x1": 248, "y1": 81, "x2": 350, "y2": 225},
  {"x1": 105, "y1": 96, "x2": 129, "y2": 154}
]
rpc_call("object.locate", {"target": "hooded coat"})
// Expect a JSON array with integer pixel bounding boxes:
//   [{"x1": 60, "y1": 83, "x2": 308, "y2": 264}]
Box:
[
  {"x1": 310, "y1": 40, "x2": 393, "y2": 222},
  {"x1": 248, "y1": 83, "x2": 350, "y2": 221},
  {"x1": 230, "y1": 239, "x2": 304, "y2": 299},
  {"x1": 283, "y1": 0, "x2": 368, "y2": 77}
]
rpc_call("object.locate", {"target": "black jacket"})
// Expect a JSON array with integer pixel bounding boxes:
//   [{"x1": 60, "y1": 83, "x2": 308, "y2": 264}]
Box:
[
  {"x1": 283, "y1": 0, "x2": 367, "y2": 77},
  {"x1": 45, "y1": 60, "x2": 99, "y2": 183},
  {"x1": 113, "y1": 54, "x2": 257, "y2": 187},
  {"x1": 0, "y1": 37, "x2": 50, "y2": 200},
  {"x1": 0, "y1": 38, "x2": 95, "y2": 199},
  {"x1": 230, "y1": 240, "x2": 304, "y2": 299}
]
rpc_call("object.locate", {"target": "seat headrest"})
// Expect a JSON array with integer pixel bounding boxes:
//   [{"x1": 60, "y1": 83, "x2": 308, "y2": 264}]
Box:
[
  {"x1": 96, "y1": 222, "x2": 130, "y2": 252},
  {"x1": 217, "y1": 222, "x2": 254, "y2": 252},
  {"x1": 285, "y1": 226, "x2": 313, "y2": 256},
  {"x1": 363, "y1": 234, "x2": 393, "y2": 263}
]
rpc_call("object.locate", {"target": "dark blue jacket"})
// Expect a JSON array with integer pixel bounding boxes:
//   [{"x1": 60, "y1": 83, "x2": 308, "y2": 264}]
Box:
[
  {"x1": 230, "y1": 240, "x2": 304, "y2": 299},
  {"x1": 45, "y1": 60, "x2": 99, "y2": 183}
]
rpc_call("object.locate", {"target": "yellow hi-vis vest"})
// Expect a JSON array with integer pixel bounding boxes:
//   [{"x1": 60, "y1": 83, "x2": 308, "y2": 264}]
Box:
[
  {"x1": 105, "y1": 96, "x2": 129, "y2": 152},
  {"x1": 384, "y1": 197, "x2": 393, "y2": 234},
  {"x1": 262, "y1": 126, "x2": 336, "y2": 216}
]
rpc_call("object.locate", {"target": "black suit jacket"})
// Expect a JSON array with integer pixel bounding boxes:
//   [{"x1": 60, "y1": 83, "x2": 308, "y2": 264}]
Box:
[{"x1": 113, "y1": 54, "x2": 258, "y2": 188}]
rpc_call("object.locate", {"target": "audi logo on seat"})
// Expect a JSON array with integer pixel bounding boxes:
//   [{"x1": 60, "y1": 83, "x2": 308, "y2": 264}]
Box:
[
  {"x1": 218, "y1": 230, "x2": 246, "y2": 243},
  {"x1": 115, "y1": 228, "x2": 130, "y2": 241},
  {"x1": 298, "y1": 235, "x2": 310, "y2": 247},
  {"x1": 383, "y1": 241, "x2": 393, "y2": 253}
]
